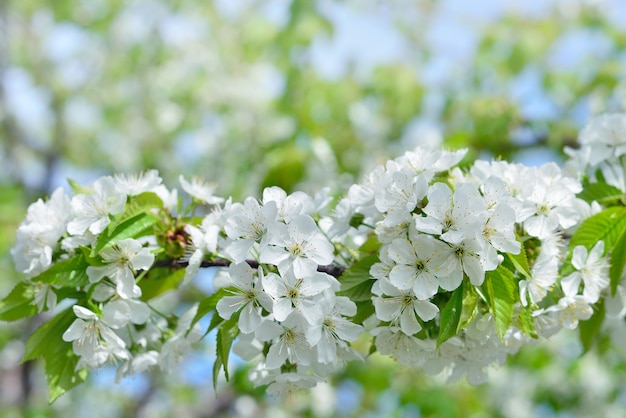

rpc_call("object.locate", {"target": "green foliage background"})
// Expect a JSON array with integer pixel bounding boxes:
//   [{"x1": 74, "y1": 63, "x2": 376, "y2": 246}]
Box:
[{"x1": 1, "y1": 0, "x2": 626, "y2": 416}]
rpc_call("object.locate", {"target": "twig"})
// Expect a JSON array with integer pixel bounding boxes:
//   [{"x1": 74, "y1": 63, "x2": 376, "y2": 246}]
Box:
[{"x1": 153, "y1": 258, "x2": 346, "y2": 278}]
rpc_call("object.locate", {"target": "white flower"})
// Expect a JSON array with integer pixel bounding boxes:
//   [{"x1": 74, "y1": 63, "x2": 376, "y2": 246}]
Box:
[
  {"x1": 374, "y1": 169, "x2": 428, "y2": 226},
  {"x1": 183, "y1": 218, "x2": 220, "y2": 284},
  {"x1": 67, "y1": 176, "x2": 127, "y2": 236},
  {"x1": 224, "y1": 197, "x2": 278, "y2": 263},
  {"x1": 372, "y1": 277, "x2": 438, "y2": 335},
  {"x1": 12, "y1": 188, "x2": 71, "y2": 277},
  {"x1": 435, "y1": 237, "x2": 495, "y2": 288},
  {"x1": 326, "y1": 198, "x2": 356, "y2": 239},
  {"x1": 116, "y1": 351, "x2": 159, "y2": 382},
  {"x1": 262, "y1": 265, "x2": 336, "y2": 324},
  {"x1": 260, "y1": 214, "x2": 334, "y2": 277},
  {"x1": 414, "y1": 182, "x2": 486, "y2": 244},
  {"x1": 152, "y1": 185, "x2": 179, "y2": 211},
  {"x1": 262, "y1": 186, "x2": 313, "y2": 222},
  {"x1": 387, "y1": 233, "x2": 450, "y2": 300},
  {"x1": 371, "y1": 326, "x2": 431, "y2": 366},
  {"x1": 305, "y1": 292, "x2": 363, "y2": 364},
  {"x1": 347, "y1": 164, "x2": 387, "y2": 220},
  {"x1": 179, "y1": 175, "x2": 224, "y2": 205},
  {"x1": 103, "y1": 298, "x2": 151, "y2": 326},
  {"x1": 113, "y1": 169, "x2": 162, "y2": 196},
  {"x1": 517, "y1": 163, "x2": 581, "y2": 238},
  {"x1": 519, "y1": 252, "x2": 558, "y2": 306},
  {"x1": 396, "y1": 147, "x2": 467, "y2": 175},
  {"x1": 545, "y1": 294, "x2": 593, "y2": 330},
  {"x1": 480, "y1": 179, "x2": 520, "y2": 254},
  {"x1": 159, "y1": 304, "x2": 202, "y2": 373},
  {"x1": 578, "y1": 113, "x2": 626, "y2": 165},
  {"x1": 370, "y1": 247, "x2": 395, "y2": 281},
  {"x1": 62, "y1": 305, "x2": 129, "y2": 370},
  {"x1": 216, "y1": 262, "x2": 274, "y2": 333},
  {"x1": 86, "y1": 238, "x2": 154, "y2": 299},
  {"x1": 256, "y1": 313, "x2": 315, "y2": 369},
  {"x1": 265, "y1": 372, "x2": 321, "y2": 397},
  {"x1": 561, "y1": 242, "x2": 609, "y2": 303}
]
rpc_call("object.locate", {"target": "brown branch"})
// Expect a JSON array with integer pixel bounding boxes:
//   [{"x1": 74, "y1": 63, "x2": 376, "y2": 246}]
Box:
[{"x1": 153, "y1": 258, "x2": 346, "y2": 278}]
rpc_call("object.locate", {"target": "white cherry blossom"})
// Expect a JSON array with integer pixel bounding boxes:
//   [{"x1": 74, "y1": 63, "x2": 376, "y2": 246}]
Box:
[
  {"x1": 216, "y1": 262, "x2": 273, "y2": 333},
  {"x1": 305, "y1": 292, "x2": 363, "y2": 363},
  {"x1": 86, "y1": 238, "x2": 154, "y2": 299},
  {"x1": 179, "y1": 175, "x2": 224, "y2": 205},
  {"x1": 414, "y1": 182, "x2": 486, "y2": 244},
  {"x1": 183, "y1": 218, "x2": 220, "y2": 284},
  {"x1": 561, "y1": 241, "x2": 609, "y2": 303},
  {"x1": 67, "y1": 176, "x2": 126, "y2": 236},
  {"x1": 387, "y1": 233, "x2": 450, "y2": 300},
  {"x1": 255, "y1": 313, "x2": 315, "y2": 369},
  {"x1": 262, "y1": 265, "x2": 336, "y2": 324},
  {"x1": 519, "y1": 252, "x2": 558, "y2": 306},
  {"x1": 224, "y1": 197, "x2": 278, "y2": 263},
  {"x1": 62, "y1": 305, "x2": 129, "y2": 370},
  {"x1": 12, "y1": 188, "x2": 71, "y2": 277},
  {"x1": 113, "y1": 169, "x2": 162, "y2": 196},
  {"x1": 372, "y1": 277, "x2": 438, "y2": 335},
  {"x1": 159, "y1": 304, "x2": 203, "y2": 373},
  {"x1": 375, "y1": 169, "x2": 428, "y2": 226},
  {"x1": 260, "y1": 214, "x2": 334, "y2": 277}
]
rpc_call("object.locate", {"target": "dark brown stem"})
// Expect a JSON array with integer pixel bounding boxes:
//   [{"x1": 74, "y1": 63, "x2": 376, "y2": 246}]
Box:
[{"x1": 153, "y1": 258, "x2": 346, "y2": 278}]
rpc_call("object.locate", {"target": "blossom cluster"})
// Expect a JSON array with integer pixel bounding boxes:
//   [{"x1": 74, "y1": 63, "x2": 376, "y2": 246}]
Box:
[{"x1": 8, "y1": 113, "x2": 626, "y2": 399}]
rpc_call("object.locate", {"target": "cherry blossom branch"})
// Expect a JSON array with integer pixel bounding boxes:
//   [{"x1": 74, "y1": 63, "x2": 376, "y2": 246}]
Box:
[{"x1": 152, "y1": 258, "x2": 346, "y2": 278}]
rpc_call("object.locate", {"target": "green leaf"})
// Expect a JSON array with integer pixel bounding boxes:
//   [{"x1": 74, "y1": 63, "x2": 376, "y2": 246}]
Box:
[
  {"x1": 67, "y1": 178, "x2": 92, "y2": 195},
  {"x1": 206, "y1": 312, "x2": 225, "y2": 336},
  {"x1": 437, "y1": 285, "x2": 463, "y2": 347},
  {"x1": 351, "y1": 300, "x2": 376, "y2": 325},
  {"x1": 610, "y1": 228, "x2": 626, "y2": 296},
  {"x1": 518, "y1": 305, "x2": 538, "y2": 339},
  {"x1": 569, "y1": 207, "x2": 626, "y2": 252},
  {"x1": 337, "y1": 254, "x2": 378, "y2": 302},
  {"x1": 23, "y1": 308, "x2": 87, "y2": 402},
  {"x1": 91, "y1": 212, "x2": 159, "y2": 257},
  {"x1": 506, "y1": 240, "x2": 531, "y2": 279},
  {"x1": 107, "y1": 192, "x2": 163, "y2": 233},
  {"x1": 358, "y1": 234, "x2": 382, "y2": 257},
  {"x1": 579, "y1": 300, "x2": 605, "y2": 353},
  {"x1": 189, "y1": 288, "x2": 232, "y2": 332},
  {"x1": 577, "y1": 182, "x2": 624, "y2": 205},
  {"x1": 31, "y1": 255, "x2": 89, "y2": 288},
  {"x1": 46, "y1": 343, "x2": 88, "y2": 403},
  {"x1": 481, "y1": 265, "x2": 517, "y2": 341},
  {"x1": 458, "y1": 281, "x2": 478, "y2": 330},
  {"x1": 138, "y1": 267, "x2": 185, "y2": 300},
  {"x1": 213, "y1": 314, "x2": 240, "y2": 389},
  {"x1": 0, "y1": 282, "x2": 38, "y2": 321}
]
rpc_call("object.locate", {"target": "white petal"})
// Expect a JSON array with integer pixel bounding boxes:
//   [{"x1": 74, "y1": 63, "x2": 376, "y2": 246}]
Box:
[
  {"x1": 103, "y1": 300, "x2": 131, "y2": 329},
  {"x1": 130, "y1": 248, "x2": 155, "y2": 270},
  {"x1": 571, "y1": 245, "x2": 588, "y2": 270},
  {"x1": 389, "y1": 265, "x2": 416, "y2": 290},
  {"x1": 238, "y1": 305, "x2": 262, "y2": 334},
  {"x1": 62, "y1": 319, "x2": 86, "y2": 342},
  {"x1": 413, "y1": 300, "x2": 438, "y2": 321},
  {"x1": 265, "y1": 342, "x2": 288, "y2": 369},
  {"x1": 273, "y1": 298, "x2": 293, "y2": 322},
  {"x1": 400, "y1": 308, "x2": 422, "y2": 335},
  {"x1": 216, "y1": 295, "x2": 246, "y2": 320},
  {"x1": 73, "y1": 305, "x2": 98, "y2": 320},
  {"x1": 373, "y1": 297, "x2": 400, "y2": 322}
]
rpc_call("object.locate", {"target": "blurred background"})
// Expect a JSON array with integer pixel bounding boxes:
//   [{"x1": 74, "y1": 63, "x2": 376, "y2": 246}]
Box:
[{"x1": 1, "y1": 0, "x2": 626, "y2": 416}]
